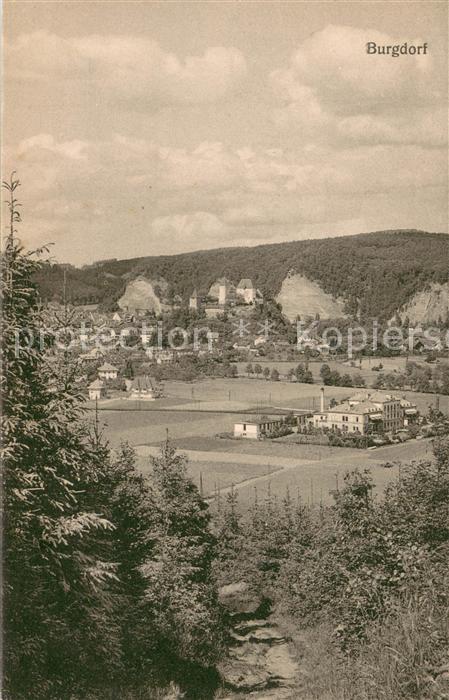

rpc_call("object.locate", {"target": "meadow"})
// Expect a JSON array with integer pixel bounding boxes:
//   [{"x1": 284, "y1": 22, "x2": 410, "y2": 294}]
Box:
[{"x1": 92, "y1": 376, "x2": 435, "y2": 509}]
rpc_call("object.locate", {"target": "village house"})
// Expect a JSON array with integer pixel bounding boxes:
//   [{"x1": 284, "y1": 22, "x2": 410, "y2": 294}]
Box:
[
  {"x1": 88, "y1": 379, "x2": 106, "y2": 401},
  {"x1": 79, "y1": 347, "x2": 106, "y2": 362},
  {"x1": 97, "y1": 362, "x2": 119, "y2": 381},
  {"x1": 128, "y1": 375, "x2": 162, "y2": 400},
  {"x1": 236, "y1": 279, "x2": 256, "y2": 304},
  {"x1": 234, "y1": 416, "x2": 285, "y2": 439}
]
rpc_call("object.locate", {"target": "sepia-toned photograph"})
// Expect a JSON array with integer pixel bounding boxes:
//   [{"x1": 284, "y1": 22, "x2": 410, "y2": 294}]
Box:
[{"x1": 2, "y1": 1, "x2": 449, "y2": 698}]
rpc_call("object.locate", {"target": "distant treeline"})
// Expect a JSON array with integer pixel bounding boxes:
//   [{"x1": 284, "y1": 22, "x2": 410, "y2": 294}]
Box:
[{"x1": 34, "y1": 230, "x2": 449, "y2": 321}]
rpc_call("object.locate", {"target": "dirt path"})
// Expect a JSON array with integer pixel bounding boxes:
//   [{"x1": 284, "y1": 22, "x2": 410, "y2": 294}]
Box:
[{"x1": 218, "y1": 583, "x2": 300, "y2": 698}]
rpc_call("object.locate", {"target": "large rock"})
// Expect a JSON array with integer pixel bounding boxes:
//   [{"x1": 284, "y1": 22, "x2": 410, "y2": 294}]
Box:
[
  {"x1": 118, "y1": 276, "x2": 170, "y2": 314},
  {"x1": 276, "y1": 271, "x2": 347, "y2": 322},
  {"x1": 391, "y1": 282, "x2": 449, "y2": 324}
]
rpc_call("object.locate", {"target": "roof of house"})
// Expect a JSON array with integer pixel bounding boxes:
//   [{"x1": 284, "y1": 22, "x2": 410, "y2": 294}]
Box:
[
  {"x1": 369, "y1": 392, "x2": 401, "y2": 403},
  {"x1": 235, "y1": 416, "x2": 284, "y2": 426},
  {"x1": 98, "y1": 362, "x2": 118, "y2": 371},
  {"x1": 190, "y1": 289, "x2": 198, "y2": 298},
  {"x1": 237, "y1": 278, "x2": 255, "y2": 290},
  {"x1": 129, "y1": 375, "x2": 157, "y2": 391},
  {"x1": 349, "y1": 391, "x2": 402, "y2": 404},
  {"x1": 348, "y1": 391, "x2": 371, "y2": 402},
  {"x1": 400, "y1": 398, "x2": 417, "y2": 408},
  {"x1": 330, "y1": 401, "x2": 381, "y2": 415},
  {"x1": 88, "y1": 379, "x2": 104, "y2": 389}
]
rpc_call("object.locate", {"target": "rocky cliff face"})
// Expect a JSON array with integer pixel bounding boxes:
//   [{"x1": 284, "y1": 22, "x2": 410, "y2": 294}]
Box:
[
  {"x1": 393, "y1": 282, "x2": 449, "y2": 324},
  {"x1": 118, "y1": 276, "x2": 170, "y2": 314},
  {"x1": 276, "y1": 272, "x2": 347, "y2": 322}
]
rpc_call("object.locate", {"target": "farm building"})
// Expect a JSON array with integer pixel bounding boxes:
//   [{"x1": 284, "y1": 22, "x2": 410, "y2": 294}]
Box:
[{"x1": 234, "y1": 416, "x2": 285, "y2": 439}]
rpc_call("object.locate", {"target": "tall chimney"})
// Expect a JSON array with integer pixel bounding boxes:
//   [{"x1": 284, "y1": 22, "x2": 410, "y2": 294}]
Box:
[{"x1": 320, "y1": 387, "x2": 325, "y2": 413}]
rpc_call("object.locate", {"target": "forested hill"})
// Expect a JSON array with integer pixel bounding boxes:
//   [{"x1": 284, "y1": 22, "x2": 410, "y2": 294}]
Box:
[{"x1": 35, "y1": 229, "x2": 449, "y2": 320}]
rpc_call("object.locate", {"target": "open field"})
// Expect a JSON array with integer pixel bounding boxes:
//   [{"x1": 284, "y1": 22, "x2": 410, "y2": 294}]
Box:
[
  {"x1": 133, "y1": 438, "x2": 432, "y2": 508},
  {"x1": 90, "y1": 376, "x2": 447, "y2": 416},
  {"x1": 206, "y1": 438, "x2": 433, "y2": 508},
  {"x1": 170, "y1": 436, "x2": 354, "y2": 461},
  {"x1": 163, "y1": 377, "x2": 447, "y2": 414},
  {"x1": 96, "y1": 408, "x2": 239, "y2": 447},
  {"x1": 135, "y1": 449, "x2": 278, "y2": 495},
  {"x1": 90, "y1": 375, "x2": 442, "y2": 511}
]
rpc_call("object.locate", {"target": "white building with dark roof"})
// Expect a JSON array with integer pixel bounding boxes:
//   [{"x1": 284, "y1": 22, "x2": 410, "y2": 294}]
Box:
[
  {"x1": 98, "y1": 362, "x2": 118, "y2": 380},
  {"x1": 234, "y1": 416, "x2": 285, "y2": 439},
  {"x1": 88, "y1": 379, "x2": 106, "y2": 401},
  {"x1": 313, "y1": 400, "x2": 381, "y2": 434},
  {"x1": 236, "y1": 279, "x2": 256, "y2": 304}
]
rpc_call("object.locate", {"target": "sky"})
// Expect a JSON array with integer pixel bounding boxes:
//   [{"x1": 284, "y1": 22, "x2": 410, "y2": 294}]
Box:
[{"x1": 3, "y1": 1, "x2": 448, "y2": 265}]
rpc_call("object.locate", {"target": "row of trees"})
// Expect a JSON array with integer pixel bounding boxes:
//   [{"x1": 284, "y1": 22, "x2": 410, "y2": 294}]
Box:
[
  {"x1": 374, "y1": 360, "x2": 449, "y2": 395},
  {"x1": 320, "y1": 363, "x2": 366, "y2": 388}
]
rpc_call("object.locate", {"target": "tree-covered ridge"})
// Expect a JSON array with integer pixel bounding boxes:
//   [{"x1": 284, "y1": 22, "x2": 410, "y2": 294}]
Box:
[{"x1": 35, "y1": 229, "x2": 449, "y2": 320}]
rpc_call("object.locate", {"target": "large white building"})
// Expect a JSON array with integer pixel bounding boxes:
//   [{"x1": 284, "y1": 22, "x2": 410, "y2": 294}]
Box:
[
  {"x1": 313, "y1": 401, "x2": 381, "y2": 434},
  {"x1": 312, "y1": 390, "x2": 418, "y2": 435},
  {"x1": 347, "y1": 391, "x2": 404, "y2": 433}
]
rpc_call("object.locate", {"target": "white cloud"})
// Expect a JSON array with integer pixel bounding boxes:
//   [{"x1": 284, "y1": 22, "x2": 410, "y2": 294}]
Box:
[
  {"x1": 6, "y1": 31, "x2": 247, "y2": 106},
  {"x1": 270, "y1": 24, "x2": 447, "y2": 148},
  {"x1": 6, "y1": 131, "x2": 447, "y2": 264},
  {"x1": 151, "y1": 211, "x2": 228, "y2": 247}
]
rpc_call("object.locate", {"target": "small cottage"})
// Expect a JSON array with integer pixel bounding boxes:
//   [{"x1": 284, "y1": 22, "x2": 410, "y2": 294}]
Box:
[
  {"x1": 88, "y1": 379, "x2": 106, "y2": 401},
  {"x1": 98, "y1": 362, "x2": 119, "y2": 381}
]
